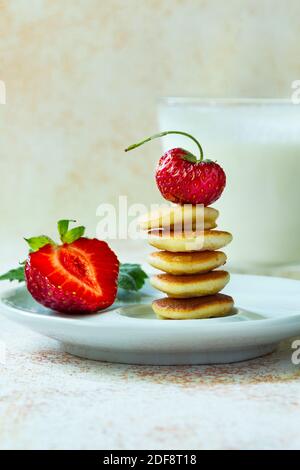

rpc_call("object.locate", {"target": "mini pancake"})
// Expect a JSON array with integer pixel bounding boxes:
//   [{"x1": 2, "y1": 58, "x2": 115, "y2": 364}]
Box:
[
  {"x1": 138, "y1": 204, "x2": 218, "y2": 231},
  {"x1": 148, "y1": 229, "x2": 232, "y2": 252},
  {"x1": 148, "y1": 250, "x2": 227, "y2": 275},
  {"x1": 152, "y1": 294, "x2": 234, "y2": 320},
  {"x1": 150, "y1": 270, "x2": 230, "y2": 298}
]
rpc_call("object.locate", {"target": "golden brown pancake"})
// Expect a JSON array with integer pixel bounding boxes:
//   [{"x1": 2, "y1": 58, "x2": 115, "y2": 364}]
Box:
[
  {"x1": 148, "y1": 250, "x2": 227, "y2": 275},
  {"x1": 138, "y1": 204, "x2": 218, "y2": 231},
  {"x1": 150, "y1": 270, "x2": 230, "y2": 298},
  {"x1": 152, "y1": 294, "x2": 234, "y2": 319},
  {"x1": 148, "y1": 229, "x2": 232, "y2": 252}
]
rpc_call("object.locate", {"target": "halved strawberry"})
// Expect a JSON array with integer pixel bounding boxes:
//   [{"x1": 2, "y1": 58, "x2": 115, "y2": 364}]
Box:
[
  {"x1": 1, "y1": 220, "x2": 148, "y2": 313},
  {"x1": 0, "y1": 219, "x2": 148, "y2": 314},
  {"x1": 25, "y1": 237, "x2": 119, "y2": 314}
]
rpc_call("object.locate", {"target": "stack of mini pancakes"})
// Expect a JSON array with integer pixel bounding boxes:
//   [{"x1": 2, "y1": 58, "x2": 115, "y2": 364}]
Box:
[{"x1": 139, "y1": 204, "x2": 234, "y2": 320}]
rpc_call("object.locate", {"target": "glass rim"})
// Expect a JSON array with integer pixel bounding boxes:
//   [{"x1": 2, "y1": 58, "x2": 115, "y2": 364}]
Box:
[{"x1": 159, "y1": 97, "x2": 294, "y2": 106}]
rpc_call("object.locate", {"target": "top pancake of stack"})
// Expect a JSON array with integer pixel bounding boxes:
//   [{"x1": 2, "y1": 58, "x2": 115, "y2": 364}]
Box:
[{"x1": 138, "y1": 204, "x2": 219, "y2": 232}]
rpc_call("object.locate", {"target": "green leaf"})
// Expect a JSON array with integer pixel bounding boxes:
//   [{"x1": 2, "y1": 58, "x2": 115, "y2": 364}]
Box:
[
  {"x1": 62, "y1": 226, "x2": 85, "y2": 244},
  {"x1": 118, "y1": 263, "x2": 148, "y2": 291},
  {"x1": 24, "y1": 236, "x2": 55, "y2": 252},
  {"x1": 0, "y1": 266, "x2": 25, "y2": 283},
  {"x1": 118, "y1": 272, "x2": 137, "y2": 290},
  {"x1": 57, "y1": 219, "x2": 76, "y2": 240}
]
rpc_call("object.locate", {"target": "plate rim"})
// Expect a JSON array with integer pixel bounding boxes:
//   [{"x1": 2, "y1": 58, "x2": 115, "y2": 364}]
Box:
[{"x1": 1, "y1": 273, "x2": 300, "y2": 331}]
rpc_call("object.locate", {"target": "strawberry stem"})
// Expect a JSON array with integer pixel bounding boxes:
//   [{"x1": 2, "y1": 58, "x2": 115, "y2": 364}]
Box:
[{"x1": 125, "y1": 131, "x2": 204, "y2": 161}]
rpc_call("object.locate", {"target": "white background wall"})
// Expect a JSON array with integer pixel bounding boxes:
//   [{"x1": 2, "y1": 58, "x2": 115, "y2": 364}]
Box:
[{"x1": 1, "y1": 0, "x2": 299, "y2": 261}]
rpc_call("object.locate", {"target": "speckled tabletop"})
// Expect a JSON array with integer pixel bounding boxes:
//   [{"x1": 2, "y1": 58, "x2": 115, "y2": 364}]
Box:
[{"x1": 1, "y1": 278, "x2": 300, "y2": 450}]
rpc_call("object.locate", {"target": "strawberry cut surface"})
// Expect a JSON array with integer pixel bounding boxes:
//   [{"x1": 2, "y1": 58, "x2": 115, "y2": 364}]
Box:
[{"x1": 25, "y1": 238, "x2": 119, "y2": 314}]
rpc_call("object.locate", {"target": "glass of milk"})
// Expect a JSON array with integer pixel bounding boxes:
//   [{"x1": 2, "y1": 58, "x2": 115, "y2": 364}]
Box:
[{"x1": 158, "y1": 98, "x2": 300, "y2": 269}]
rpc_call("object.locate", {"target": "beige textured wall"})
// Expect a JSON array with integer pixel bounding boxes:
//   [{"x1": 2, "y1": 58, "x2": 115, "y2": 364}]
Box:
[{"x1": 1, "y1": 0, "x2": 300, "y2": 258}]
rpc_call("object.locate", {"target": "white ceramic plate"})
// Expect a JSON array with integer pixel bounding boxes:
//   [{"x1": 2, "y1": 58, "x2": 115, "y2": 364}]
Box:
[{"x1": 1, "y1": 274, "x2": 300, "y2": 365}]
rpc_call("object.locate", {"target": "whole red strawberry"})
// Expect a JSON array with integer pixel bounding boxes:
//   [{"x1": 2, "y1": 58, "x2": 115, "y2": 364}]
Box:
[
  {"x1": 125, "y1": 131, "x2": 226, "y2": 206},
  {"x1": 24, "y1": 220, "x2": 119, "y2": 314}
]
